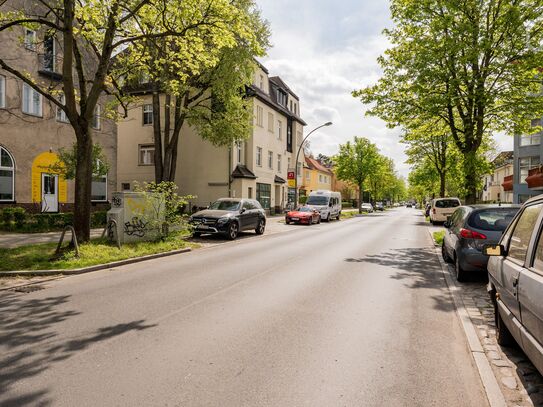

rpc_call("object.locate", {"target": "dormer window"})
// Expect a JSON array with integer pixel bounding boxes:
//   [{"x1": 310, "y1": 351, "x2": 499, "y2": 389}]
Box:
[
  {"x1": 277, "y1": 89, "x2": 287, "y2": 106},
  {"x1": 259, "y1": 75, "x2": 264, "y2": 89}
]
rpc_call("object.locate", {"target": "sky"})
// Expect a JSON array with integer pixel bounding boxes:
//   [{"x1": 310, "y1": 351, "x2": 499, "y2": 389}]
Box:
[{"x1": 255, "y1": 0, "x2": 513, "y2": 178}]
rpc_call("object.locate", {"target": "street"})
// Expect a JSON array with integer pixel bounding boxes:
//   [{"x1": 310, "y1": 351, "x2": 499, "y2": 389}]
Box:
[{"x1": 1, "y1": 208, "x2": 488, "y2": 406}]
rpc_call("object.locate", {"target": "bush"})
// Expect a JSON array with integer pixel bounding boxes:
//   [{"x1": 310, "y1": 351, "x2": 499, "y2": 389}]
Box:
[
  {"x1": 91, "y1": 211, "x2": 107, "y2": 227},
  {"x1": 13, "y1": 207, "x2": 27, "y2": 227},
  {"x1": 342, "y1": 201, "x2": 353, "y2": 208},
  {"x1": 1, "y1": 208, "x2": 15, "y2": 223},
  {"x1": 299, "y1": 196, "x2": 308, "y2": 204}
]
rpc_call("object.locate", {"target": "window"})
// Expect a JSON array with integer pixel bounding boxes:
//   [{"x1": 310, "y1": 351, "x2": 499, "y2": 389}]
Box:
[
  {"x1": 507, "y1": 203, "x2": 543, "y2": 263},
  {"x1": 256, "y1": 105, "x2": 263, "y2": 127},
  {"x1": 519, "y1": 157, "x2": 539, "y2": 183},
  {"x1": 268, "y1": 112, "x2": 274, "y2": 132},
  {"x1": 268, "y1": 151, "x2": 273, "y2": 169},
  {"x1": 305, "y1": 171, "x2": 310, "y2": 180},
  {"x1": 520, "y1": 134, "x2": 541, "y2": 146},
  {"x1": 143, "y1": 104, "x2": 153, "y2": 125},
  {"x1": 319, "y1": 174, "x2": 323, "y2": 183},
  {"x1": 277, "y1": 154, "x2": 282, "y2": 172},
  {"x1": 256, "y1": 183, "x2": 271, "y2": 209},
  {"x1": 236, "y1": 142, "x2": 242, "y2": 164},
  {"x1": 256, "y1": 147, "x2": 262, "y2": 166},
  {"x1": 0, "y1": 146, "x2": 14, "y2": 201},
  {"x1": 0, "y1": 75, "x2": 5, "y2": 108},
  {"x1": 294, "y1": 104, "x2": 297, "y2": 115},
  {"x1": 288, "y1": 157, "x2": 291, "y2": 170},
  {"x1": 92, "y1": 104, "x2": 101, "y2": 130},
  {"x1": 277, "y1": 90, "x2": 287, "y2": 106},
  {"x1": 24, "y1": 29, "x2": 36, "y2": 51},
  {"x1": 91, "y1": 160, "x2": 108, "y2": 202},
  {"x1": 259, "y1": 75, "x2": 264, "y2": 89},
  {"x1": 139, "y1": 144, "x2": 155, "y2": 165},
  {"x1": 277, "y1": 120, "x2": 282, "y2": 140},
  {"x1": 121, "y1": 183, "x2": 131, "y2": 191},
  {"x1": 290, "y1": 100, "x2": 293, "y2": 112},
  {"x1": 22, "y1": 83, "x2": 42, "y2": 116},
  {"x1": 56, "y1": 94, "x2": 68, "y2": 123},
  {"x1": 43, "y1": 36, "x2": 56, "y2": 71},
  {"x1": 248, "y1": 187, "x2": 253, "y2": 199}
]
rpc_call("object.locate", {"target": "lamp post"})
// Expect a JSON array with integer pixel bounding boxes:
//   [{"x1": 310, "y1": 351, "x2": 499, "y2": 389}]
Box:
[{"x1": 294, "y1": 121, "x2": 333, "y2": 206}]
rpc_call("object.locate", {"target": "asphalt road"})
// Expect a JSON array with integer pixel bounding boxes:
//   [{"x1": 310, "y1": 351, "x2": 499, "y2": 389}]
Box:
[{"x1": 0, "y1": 208, "x2": 488, "y2": 407}]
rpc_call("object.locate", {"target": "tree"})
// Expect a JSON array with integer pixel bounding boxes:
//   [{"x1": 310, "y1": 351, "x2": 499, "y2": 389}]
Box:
[
  {"x1": 124, "y1": 0, "x2": 269, "y2": 182},
  {"x1": 0, "y1": 0, "x2": 255, "y2": 242},
  {"x1": 355, "y1": 0, "x2": 543, "y2": 203},
  {"x1": 335, "y1": 137, "x2": 381, "y2": 213},
  {"x1": 316, "y1": 153, "x2": 334, "y2": 168}
]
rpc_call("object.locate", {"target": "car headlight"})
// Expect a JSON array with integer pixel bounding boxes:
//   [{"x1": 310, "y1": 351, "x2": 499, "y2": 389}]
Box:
[{"x1": 217, "y1": 217, "x2": 229, "y2": 225}]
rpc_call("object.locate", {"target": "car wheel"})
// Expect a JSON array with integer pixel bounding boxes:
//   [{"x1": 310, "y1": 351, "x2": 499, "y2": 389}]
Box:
[
  {"x1": 325, "y1": 213, "x2": 330, "y2": 222},
  {"x1": 494, "y1": 296, "x2": 516, "y2": 347},
  {"x1": 227, "y1": 222, "x2": 239, "y2": 240},
  {"x1": 441, "y1": 242, "x2": 452, "y2": 263},
  {"x1": 306, "y1": 218, "x2": 312, "y2": 226},
  {"x1": 192, "y1": 232, "x2": 201, "y2": 238},
  {"x1": 455, "y1": 255, "x2": 468, "y2": 282},
  {"x1": 255, "y1": 219, "x2": 265, "y2": 235},
  {"x1": 337, "y1": 212, "x2": 341, "y2": 220},
  {"x1": 317, "y1": 216, "x2": 321, "y2": 224},
  {"x1": 285, "y1": 219, "x2": 290, "y2": 225}
]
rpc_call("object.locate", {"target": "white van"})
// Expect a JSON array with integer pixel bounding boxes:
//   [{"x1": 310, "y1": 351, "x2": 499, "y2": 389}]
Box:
[
  {"x1": 306, "y1": 190, "x2": 342, "y2": 221},
  {"x1": 429, "y1": 197, "x2": 461, "y2": 224}
]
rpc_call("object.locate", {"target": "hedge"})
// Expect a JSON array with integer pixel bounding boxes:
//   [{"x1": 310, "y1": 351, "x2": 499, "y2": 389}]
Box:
[{"x1": 0, "y1": 208, "x2": 108, "y2": 232}]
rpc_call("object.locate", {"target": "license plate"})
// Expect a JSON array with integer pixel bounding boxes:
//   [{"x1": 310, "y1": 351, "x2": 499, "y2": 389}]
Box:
[
  {"x1": 199, "y1": 225, "x2": 210, "y2": 230},
  {"x1": 291, "y1": 217, "x2": 299, "y2": 221}
]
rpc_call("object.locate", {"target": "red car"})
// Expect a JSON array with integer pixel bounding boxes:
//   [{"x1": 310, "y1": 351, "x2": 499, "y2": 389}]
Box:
[{"x1": 285, "y1": 206, "x2": 321, "y2": 225}]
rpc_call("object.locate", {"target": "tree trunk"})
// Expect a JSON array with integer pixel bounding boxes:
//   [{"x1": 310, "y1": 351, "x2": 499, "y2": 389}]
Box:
[
  {"x1": 73, "y1": 133, "x2": 93, "y2": 242},
  {"x1": 439, "y1": 171, "x2": 446, "y2": 198},
  {"x1": 358, "y1": 184, "x2": 364, "y2": 214},
  {"x1": 463, "y1": 150, "x2": 478, "y2": 204}
]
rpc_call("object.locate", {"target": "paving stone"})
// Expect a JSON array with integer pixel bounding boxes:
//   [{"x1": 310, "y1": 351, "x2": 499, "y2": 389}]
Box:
[
  {"x1": 501, "y1": 367, "x2": 514, "y2": 377},
  {"x1": 479, "y1": 329, "x2": 489, "y2": 338},
  {"x1": 493, "y1": 359, "x2": 511, "y2": 367},
  {"x1": 485, "y1": 345, "x2": 499, "y2": 352},
  {"x1": 502, "y1": 377, "x2": 518, "y2": 389},
  {"x1": 487, "y1": 350, "x2": 501, "y2": 360}
]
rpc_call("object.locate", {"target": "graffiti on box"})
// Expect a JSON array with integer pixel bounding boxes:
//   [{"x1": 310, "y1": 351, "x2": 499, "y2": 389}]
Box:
[{"x1": 124, "y1": 217, "x2": 148, "y2": 237}]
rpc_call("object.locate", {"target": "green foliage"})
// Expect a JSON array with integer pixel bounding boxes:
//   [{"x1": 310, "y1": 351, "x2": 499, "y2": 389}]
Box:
[
  {"x1": 335, "y1": 137, "x2": 381, "y2": 190},
  {"x1": 299, "y1": 196, "x2": 308, "y2": 205},
  {"x1": 49, "y1": 143, "x2": 110, "y2": 180},
  {"x1": 433, "y1": 231, "x2": 445, "y2": 246},
  {"x1": 0, "y1": 210, "x2": 107, "y2": 232}
]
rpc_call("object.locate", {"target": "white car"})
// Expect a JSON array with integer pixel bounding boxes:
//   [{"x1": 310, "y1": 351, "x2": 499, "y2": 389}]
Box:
[
  {"x1": 429, "y1": 197, "x2": 461, "y2": 224},
  {"x1": 360, "y1": 203, "x2": 374, "y2": 213}
]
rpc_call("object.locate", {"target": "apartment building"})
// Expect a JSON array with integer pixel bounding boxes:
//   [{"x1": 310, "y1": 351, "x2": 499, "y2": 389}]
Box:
[
  {"x1": 480, "y1": 151, "x2": 513, "y2": 203},
  {"x1": 302, "y1": 156, "x2": 333, "y2": 194},
  {"x1": 117, "y1": 61, "x2": 306, "y2": 213},
  {"x1": 0, "y1": 5, "x2": 116, "y2": 213},
  {"x1": 512, "y1": 119, "x2": 543, "y2": 203}
]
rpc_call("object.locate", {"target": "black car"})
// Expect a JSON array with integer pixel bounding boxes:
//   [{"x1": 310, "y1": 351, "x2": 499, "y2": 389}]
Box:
[
  {"x1": 190, "y1": 198, "x2": 266, "y2": 240},
  {"x1": 442, "y1": 205, "x2": 520, "y2": 281}
]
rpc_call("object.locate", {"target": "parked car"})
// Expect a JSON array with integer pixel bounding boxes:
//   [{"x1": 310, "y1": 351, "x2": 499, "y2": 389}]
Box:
[
  {"x1": 189, "y1": 198, "x2": 266, "y2": 240},
  {"x1": 429, "y1": 197, "x2": 461, "y2": 224},
  {"x1": 485, "y1": 196, "x2": 543, "y2": 375},
  {"x1": 360, "y1": 203, "x2": 374, "y2": 213},
  {"x1": 285, "y1": 206, "x2": 321, "y2": 225},
  {"x1": 406, "y1": 202, "x2": 413, "y2": 208},
  {"x1": 425, "y1": 203, "x2": 431, "y2": 217},
  {"x1": 375, "y1": 202, "x2": 385, "y2": 211},
  {"x1": 306, "y1": 190, "x2": 342, "y2": 221},
  {"x1": 442, "y1": 205, "x2": 520, "y2": 281}
]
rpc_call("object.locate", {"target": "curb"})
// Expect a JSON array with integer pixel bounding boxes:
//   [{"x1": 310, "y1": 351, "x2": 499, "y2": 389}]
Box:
[
  {"x1": 0, "y1": 247, "x2": 192, "y2": 282},
  {"x1": 427, "y1": 227, "x2": 507, "y2": 407}
]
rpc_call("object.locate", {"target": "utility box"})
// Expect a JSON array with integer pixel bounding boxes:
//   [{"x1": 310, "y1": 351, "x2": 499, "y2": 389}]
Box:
[{"x1": 107, "y1": 192, "x2": 165, "y2": 244}]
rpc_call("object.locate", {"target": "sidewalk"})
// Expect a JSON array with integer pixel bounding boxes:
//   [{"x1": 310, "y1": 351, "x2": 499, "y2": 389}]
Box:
[{"x1": 0, "y1": 229, "x2": 103, "y2": 249}]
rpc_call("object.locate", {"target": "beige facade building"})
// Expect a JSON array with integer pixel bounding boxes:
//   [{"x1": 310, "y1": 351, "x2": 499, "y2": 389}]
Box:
[
  {"x1": 117, "y1": 62, "x2": 306, "y2": 213},
  {"x1": 481, "y1": 151, "x2": 514, "y2": 203},
  {"x1": 0, "y1": 6, "x2": 116, "y2": 213}
]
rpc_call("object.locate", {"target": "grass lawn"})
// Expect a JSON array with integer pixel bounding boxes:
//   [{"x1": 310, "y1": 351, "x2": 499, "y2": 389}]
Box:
[
  {"x1": 433, "y1": 231, "x2": 445, "y2": 246},
  {"x1": 0, "y1": 232, "x2": 195, "y2": 271}
]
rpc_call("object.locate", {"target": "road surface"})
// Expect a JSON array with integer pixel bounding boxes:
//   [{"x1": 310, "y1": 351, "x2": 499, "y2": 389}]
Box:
[{"x1": 0, "y1": 208, "x2": 488, "y2": 406}]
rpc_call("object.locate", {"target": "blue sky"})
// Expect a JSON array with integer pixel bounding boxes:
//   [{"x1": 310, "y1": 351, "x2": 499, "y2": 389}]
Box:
[{"x1": 255, "y1": 0, "x2": 513, "y2": 177}]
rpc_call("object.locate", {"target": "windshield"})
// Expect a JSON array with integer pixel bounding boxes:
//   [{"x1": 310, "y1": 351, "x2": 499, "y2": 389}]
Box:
[
  {"x1": 435, "y1": 199, "x2": 460, "y2": 208},
  {"x1": 306, "y1": 196, "x2": 329, "y2": 205},
  {"x1": 468, "y1": 208, "x2": 519, "y2": 231},
  {"x1": 208, "y1": 200, "x2": 240, "y2": 211},
  {"x1": 295, "y1": 207, "x2": 313, "y2": 212}
]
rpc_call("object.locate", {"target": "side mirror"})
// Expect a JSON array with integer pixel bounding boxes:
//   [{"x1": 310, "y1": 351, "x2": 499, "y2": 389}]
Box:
[
  {"x1": 443, "y1": 221, "x2": 450, "y2": 228},
  {"x1": 240, "y1": 208, "x2": 246, "y2": 214},
  {"x1": 329, "y1": 202, "x2": 333, "y2": 207},
  {"x1": 483, "y1": 244, "x2": 506, "y2": 257}
]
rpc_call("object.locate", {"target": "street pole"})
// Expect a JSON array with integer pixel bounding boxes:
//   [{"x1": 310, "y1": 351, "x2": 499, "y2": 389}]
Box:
[{"x1": 294, "y1": 122, "x2": 332, "y2": 206}]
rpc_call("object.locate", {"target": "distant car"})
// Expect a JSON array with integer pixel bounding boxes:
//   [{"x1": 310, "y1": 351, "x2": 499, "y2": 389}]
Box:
[
  {"x1": 425, "y1": 203, "x2": 431, "y2": 217},
  {"x1": 375, "y1": 202, "x2": 385, "y2": 211},
  {"x1": 189, "y1": 198, "x2": 266, "y2": 240},
  {"x1": 285, "y1": 206, "x2": 321, "y2": 225},
  {"x1": 406, "y1": 202, "x2": 413, "y2": 208},
  {"x1": 442, "y1": 204, "x2": 520, "y2": 281},
  {"x1": 360, "y1": 203, "x2": 374, "y2": 213},
  {"x1": 429, "y1": 197, "x2": 461, "y2": 224}
]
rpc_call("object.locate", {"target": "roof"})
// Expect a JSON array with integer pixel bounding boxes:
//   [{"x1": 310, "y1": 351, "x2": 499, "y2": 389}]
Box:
[
  {"x1": 247, "y1": 85, "x2": 307, "y2": 126},
  {"x1": 231, "y1": 164, "x2": 257, "y2": 179},
  {"x1": 274, "y1": 175, "x2": 286, "y2": 184},
  {"x1": 254, "y1": 59, "x2": 269, "y2": 74},
  {"x1": 269, "y1": 76, "x2": 299, "y2": 100},
  {"x1": 492, "y1": 151, "x2": 513, "y2": 168},
  {"x1": 305, "y1": 156, "x2": 333, "y2": 174}
]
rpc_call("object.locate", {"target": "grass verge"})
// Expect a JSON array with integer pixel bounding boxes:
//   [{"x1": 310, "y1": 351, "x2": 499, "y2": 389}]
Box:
[
  {"x1": 0, "y1": 232, "x2": 195, "y2": 271},
  {"x1": 433, "y1": 231, "x2": 445, "y2": 246}
]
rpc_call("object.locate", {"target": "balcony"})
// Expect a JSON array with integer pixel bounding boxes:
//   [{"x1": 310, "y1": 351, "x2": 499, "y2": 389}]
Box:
[
  {"x1": 502, "y1": 175, "x2": 513, "y2": 191},
  {"x1": 37, "y1": 54, "x2": 63, "y2": 81},
  {"x1": 526, "y1": 167, "x2": 543, "y2": 190}
]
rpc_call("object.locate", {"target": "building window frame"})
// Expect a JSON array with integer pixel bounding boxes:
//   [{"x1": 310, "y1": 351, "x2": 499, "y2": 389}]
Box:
[
  {"x1": 236, "y1": 141, "x2": 243, "y2": 164},
  {"x1": 143, "y1": 104, "x2": 153, "y2": 126},
  {"x1": 256, "y1": 105, "x2": 263, "y2": 127},
  {"x1": 22, "y1": 83, "x2": 42, "y2": 117},
  {"x1": 256, "y1": 182, "x2": 271, "y2": 209},
  {"x1": 277, "y1": 154, "x2": 282, "y2": 172},
  {"x1": 139, "y1": 144, "x2": 155, "y2": 166},
  {"x1": 0, "y1": 146, "x2": 15, "y2": 202},
  {"x1": 268, "y1": 150, "x2": 273, "y2": 169},
  {"x1": 91, "y1": 159, "x2": 108, "y2": 202},
  {"x1": 256, "y1": 146, "x2": 262, "y2": 167},
  {"x1": 56, "y1": 94, "x2": 69, "y2": 123},
  {"x1": 268, "y1": 112, "x2": 274, "y2": 132},
  {"x1": 92, "y1": 104, "x2": 101, "y2": 130},
  {"x1": 277, "y1": 120, "x2": 282, "y2": 140},
  {"x1": 0, "y1": 75, "x2": 6, "y2": 109},
  {"x1": 24, "y1": 29, "x2": 37, "y2": 51},
  {"x1": 519, "y1": 156, "x2": 540, "y2": 184}
]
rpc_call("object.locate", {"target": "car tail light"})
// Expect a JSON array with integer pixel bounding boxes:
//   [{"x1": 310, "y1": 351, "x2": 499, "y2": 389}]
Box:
[
  {"x1": 460, "y1": 228, "x2": 487, "y2": 239},
  {"x1": 433, "y1": 208, "x2": 436, "y2": 214}
]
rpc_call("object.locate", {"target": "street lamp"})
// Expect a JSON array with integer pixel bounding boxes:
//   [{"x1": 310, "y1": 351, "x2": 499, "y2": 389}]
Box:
[{"x1": 294, "y1": 121, "x2": 333, "y2": 206}]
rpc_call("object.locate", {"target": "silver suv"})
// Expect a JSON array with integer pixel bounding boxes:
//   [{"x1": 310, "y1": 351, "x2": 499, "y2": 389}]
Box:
[{"x1": 485, "y1": 195, "x2": 543, "y2": 374}]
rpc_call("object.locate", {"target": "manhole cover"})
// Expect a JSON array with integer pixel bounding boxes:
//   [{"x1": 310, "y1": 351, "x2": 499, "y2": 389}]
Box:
[{"x1": 11, "y1": 285, "x2": 45, "y2": 293}]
